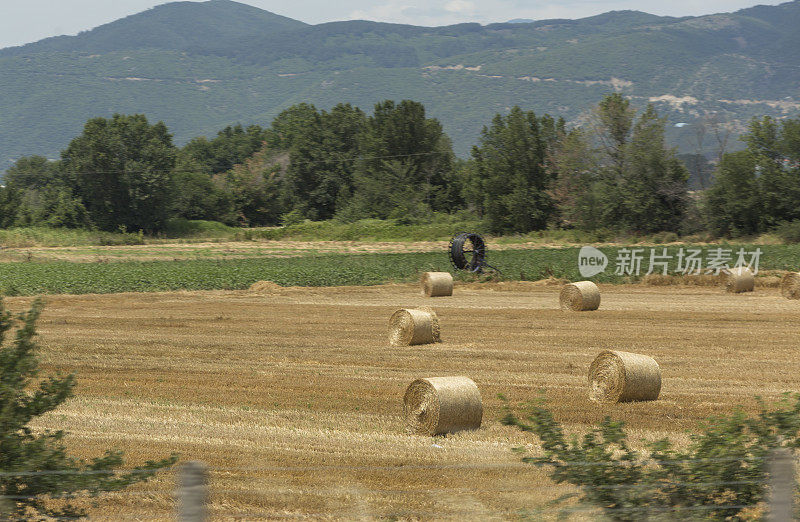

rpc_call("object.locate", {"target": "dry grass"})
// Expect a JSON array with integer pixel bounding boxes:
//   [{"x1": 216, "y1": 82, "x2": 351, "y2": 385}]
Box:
[
  {"x1": 0, "y1": 240, "x2": 570, "y2": 263},
  {"x1": 12, "y1": 283, "x2": 800, "y2": 519}
]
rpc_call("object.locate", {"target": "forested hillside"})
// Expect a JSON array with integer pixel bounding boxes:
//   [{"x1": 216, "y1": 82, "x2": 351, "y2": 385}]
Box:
[{"x1": 1, "y1": 0, "x2": 799, "y2": 168}]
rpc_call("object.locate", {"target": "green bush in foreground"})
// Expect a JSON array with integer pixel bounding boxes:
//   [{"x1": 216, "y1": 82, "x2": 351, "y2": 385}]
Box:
[
  {"x1": 0, "y1": 298, "x2": 177, "y2": 519},
  {"x1": 502, "y1": 393, "x2": 800, "y2": 521}
]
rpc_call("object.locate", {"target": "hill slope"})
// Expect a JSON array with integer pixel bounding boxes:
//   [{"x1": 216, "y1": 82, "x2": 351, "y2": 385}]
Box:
[{"x1": 1, "y1": 0, "x2": 799, "y2": 168}]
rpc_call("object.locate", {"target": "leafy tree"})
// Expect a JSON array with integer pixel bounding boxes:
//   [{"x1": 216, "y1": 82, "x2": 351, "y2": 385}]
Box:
[
  {"x1": 590, "y1": 96, "x2": 688, "y2": 233},
  {"x1": 705, "y1": 151, "x2": 762, "y2": 236},
  {"x1": 61, "y1": 114, "x2": 177, "y2": 233},
  {"x1": 1, "y1": 157, "x2": 62, "y2": 228},
  {"x1": 677, "y1": 153, "x2": 714, "y2": 190},
  {"x1": 1, "y1": 156, "x2": 90, "y2": 229},
  {"x1": 13, "y1": 186, "x2": 92, "y2": 229},
  {"x1": 343, "y1": 100, "x2": 457, "y2": 220},
  {"x1": 705, "y1": 116, "x2": 800, "y2": 236},
  {"x1": 546, "y1": 127, "x2": 598, "y2": 228},
  {"x1": 170, "y1": 154, "x2": 235, "y2": 223},
  {"x1": 619, "y1": 105, "x2": 689, "y2": 233},
  {"x1": 0, "y1": 298, "x2": 177, "y2": 519},
  {"x1": 502, "y1": 393, "x2": 800, "y2": 521},
  {"x1": 217, "y1": 144, "x2": 286, "y2": 226},
  {"x1": 171, "y1": 170, "x2": 235, "y2": 223},
  {"x1": 283, "y1": 103, "x2": 366, "y2": 220},
  {"x1": 180, "y1": 124, "x2": 267, "y2": 175},
  {"x1": 266, "y1": 103, "x2": 320, "y2": 151},
  {"x1": 469, "y1": 107, "x2": 556, "y2": 234},
  {"x1": 2, "y1": 156, "x2": 62, "y2": 191}
]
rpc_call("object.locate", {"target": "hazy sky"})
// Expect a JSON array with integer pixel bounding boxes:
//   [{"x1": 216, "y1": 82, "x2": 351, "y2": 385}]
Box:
[{"x1": 0, "y1": 0, "x2": 787, "y2": 49}]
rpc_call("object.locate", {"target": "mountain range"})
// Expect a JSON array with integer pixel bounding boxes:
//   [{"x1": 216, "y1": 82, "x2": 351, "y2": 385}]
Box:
[{"x1": 1, "y1": 0, "x2": 799, "y2": 169}]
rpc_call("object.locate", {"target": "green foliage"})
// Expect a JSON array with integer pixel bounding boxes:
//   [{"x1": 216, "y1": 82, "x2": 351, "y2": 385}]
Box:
[
  {"x1": 282, "y1": 103, "x2": 366, "y2": 220},
  {"x1": 180, "y1": 124, "x2": 269, "y2": 175},
  {"x1": 343, "y1": 100, "x2": 459, "y2": 220},
  {"x1": 248, "y1": 216, "x2": 485, "y2": 241},
  {"x1": 0, "y1": 298, "x2": 177, "y2": 519},
  {"x1": 619, "y1": 105, "x2": 689, "y2": 233},
  {"x1": 470, "y1": 107, "x2": 558, "y2": 234},
  {"x1": 170, "y1": 170, "x2": 235, "y2": 223},
  {"x1": 0, "y1": 156, "x2": 87, "y2": 229},
  {"x1": 502, "y1": 393, "x2": 800, "y2": 521},
  {"x1": 12, "y1": 186, "x2": 92, "y2": 229},
  {"x1": 705, "y1": 151, "x2": 762, "y2": 237},
  {"x1": 161, "y1": 218, "x2": 235, "y2": 239},
  {"x1": 0, "y1": 227, "x2": 146, "y2": 248},
  {"x1": 772, "y1": 220, "x2": 800, "y2": 244},
  {"x1": 706, "y1": 116, "x2": 800, "y2": 237},
  {"x1": 61, "y1": 114, "x2": 177, "y2": 233},
  {"x1": 590, "y1": 98, "x2": 690, "y2": 233},
  {"x1": 216, "y1": 145, "x2": 286, "y2": 226}
]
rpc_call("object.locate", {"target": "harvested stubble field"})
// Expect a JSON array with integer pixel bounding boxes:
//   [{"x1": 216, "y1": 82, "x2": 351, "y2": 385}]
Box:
[{"x1": 17, "y1": 283, "x2": 800, "y2": 519}]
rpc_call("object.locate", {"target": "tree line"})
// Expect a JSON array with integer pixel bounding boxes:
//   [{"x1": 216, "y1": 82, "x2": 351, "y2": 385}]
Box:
[{"x1": 1, "y1": 94, "x2": 798, "y2": 237}]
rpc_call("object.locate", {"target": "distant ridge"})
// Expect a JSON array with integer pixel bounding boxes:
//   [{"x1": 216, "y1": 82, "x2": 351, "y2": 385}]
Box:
[
  {"x1": 0, "y1": 0, "x2": 799, "y2": 168},
  {"x1": 0, "y1": 0, "x2": 307, "y2": 57}
]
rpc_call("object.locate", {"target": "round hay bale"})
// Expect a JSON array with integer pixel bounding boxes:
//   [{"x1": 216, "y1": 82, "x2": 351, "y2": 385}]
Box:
[
  {"x1": 588, "y1": 350, "x2": 661, "y2": 403},
  {"x1": 560, "y1": 281, "x2": 601, "y2": 311},
  {"x1": 389, "y1": 308, "x2": 440, "y2": 346},
  {"x1": 781, "y1": 272, "x2": 800, "y2": 299},
  {"x1": 420, "y1": 272, "x2": 453, "y2": 297},
  {"x1": 403, "y1": 376, "x2": 482, "y2": 435},
  {"x1": 721, "y1": 266, "x2": 754, "y2": 293}
]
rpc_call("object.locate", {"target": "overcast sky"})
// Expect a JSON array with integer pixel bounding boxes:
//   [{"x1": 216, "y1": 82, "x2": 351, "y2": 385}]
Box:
[{"x1": 0, "y1": 0, "x2": 787, "y2": 49}]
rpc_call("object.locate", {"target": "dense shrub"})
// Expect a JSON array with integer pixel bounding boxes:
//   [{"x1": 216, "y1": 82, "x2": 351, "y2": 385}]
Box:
[{"x1": 502, "y1": 393, "x2": 800, "y2": 521}]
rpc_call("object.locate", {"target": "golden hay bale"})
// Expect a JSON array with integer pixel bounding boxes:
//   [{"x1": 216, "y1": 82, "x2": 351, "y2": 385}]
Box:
[
  {"x1": 420, "y1": 271, "x2": 453, "y2": 297},
  {"x1": 781, "y1": 272, "x2": 800, "y2": 299},
  {"x1": 560, "y1": 281, "x2": 601, "y2": 311},
  {"x1": 589, "y1": 350, "x2": 661, "y2": 403},
  {"x1": 721, "y1": 266, "x2": 754, "y2": 293},
  {"x1": 403, "y1": 376, "x2": 482, "y2": 435},
  {"x1": 389, "y1": 308, "x2": 440, "y2": 346}
]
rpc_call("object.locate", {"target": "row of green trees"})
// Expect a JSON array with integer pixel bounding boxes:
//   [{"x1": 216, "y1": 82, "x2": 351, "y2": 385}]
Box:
[{"x1": 1, "y1": 95, "x2": 798, "y2": 236}]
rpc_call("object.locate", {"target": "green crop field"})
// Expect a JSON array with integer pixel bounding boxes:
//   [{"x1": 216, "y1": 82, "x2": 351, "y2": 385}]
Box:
[{"x1": 1, "y1": 245, "x2": 798, "y2": 296}]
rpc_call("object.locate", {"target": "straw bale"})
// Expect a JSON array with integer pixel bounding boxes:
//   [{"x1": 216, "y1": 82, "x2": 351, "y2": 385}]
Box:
[
  {"x1": 589, "y1": 350, "x2": 661, "y2": 403},
  {"x1": 389, "y1": 308, "x2": 440, "y2": 346},
  {"x1": 420, "y1": 272, "x2": 453, "y2": 297},
  {"x1": 781, "y1": 272, "x2": 800, "y2": 299},
  {"x1": 721, "y1": 266, "x2": 754, "y2": 293},
  {"x1": 560, "y1": 281, "x2": 601, "y2": 311},
  {"x1": 403, "y1": 376, "x2": 482, "y2": 435}
]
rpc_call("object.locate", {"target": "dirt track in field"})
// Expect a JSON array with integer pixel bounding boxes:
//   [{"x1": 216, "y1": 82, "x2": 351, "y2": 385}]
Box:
[
  {"x1": 16, "y1": 283, "x2": 800, "y2": 519},
  {"x1": 0, "y1": 240, "x2": 574, "y2": 263}
]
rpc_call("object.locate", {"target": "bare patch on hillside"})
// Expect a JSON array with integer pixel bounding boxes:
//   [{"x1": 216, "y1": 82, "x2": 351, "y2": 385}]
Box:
[{"x1": 648, "y1": 94, "x2": 699, "y2": 110}]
